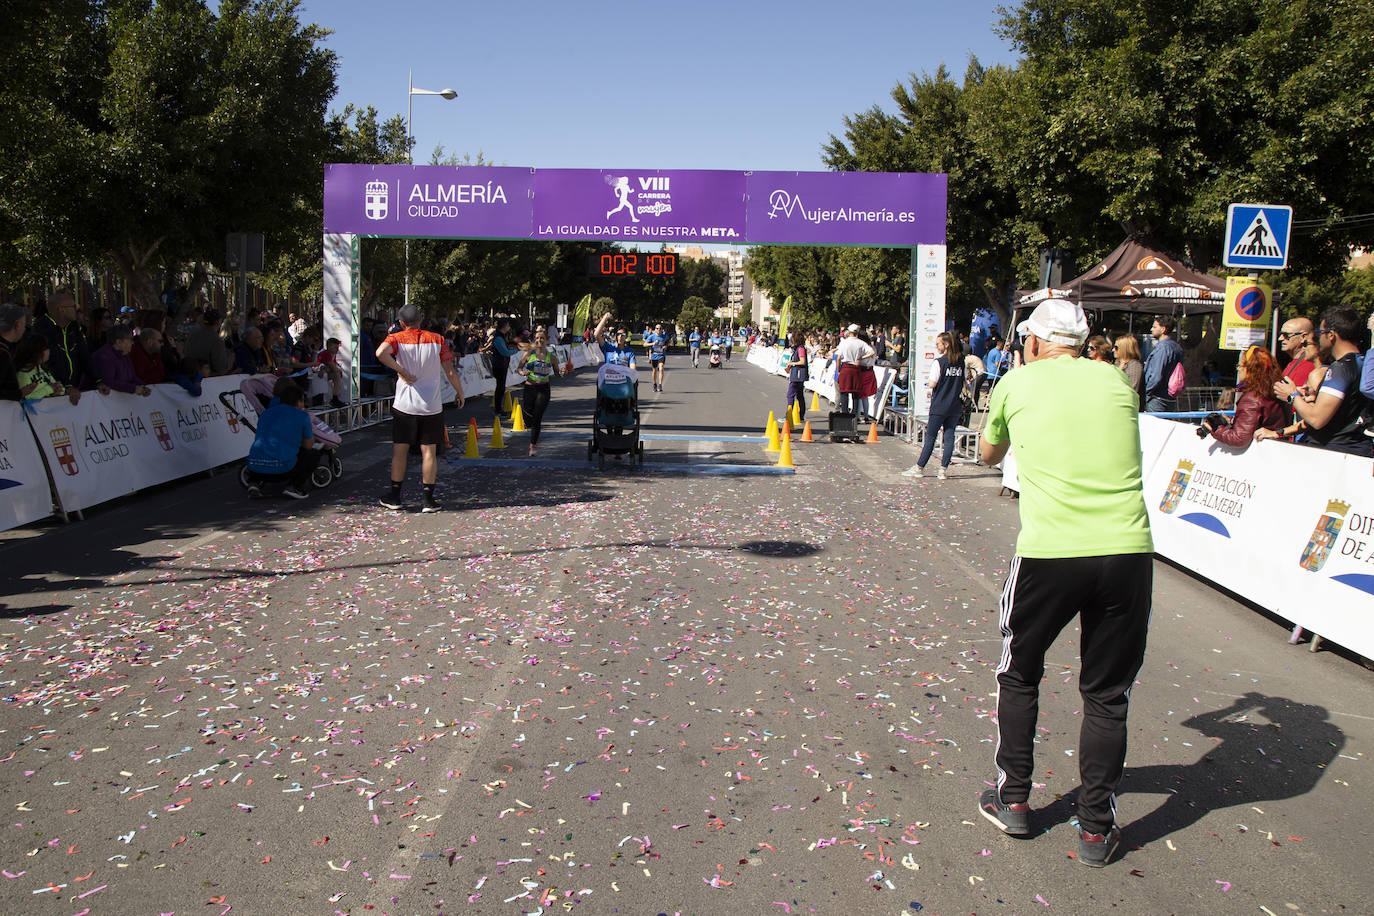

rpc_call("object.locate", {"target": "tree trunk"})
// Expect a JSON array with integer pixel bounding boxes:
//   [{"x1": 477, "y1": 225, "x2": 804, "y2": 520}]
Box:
[{"x1": 107, "y1": 239, "x2": 165, "y2": 314}]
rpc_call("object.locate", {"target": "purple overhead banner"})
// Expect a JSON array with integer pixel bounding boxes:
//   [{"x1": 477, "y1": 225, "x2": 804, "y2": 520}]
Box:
[
  {"x1": 324, "y1": 164, "x2": 946, "y2": 246},
  {"x1": 744, "y1": 171, "x2": 946, "y2": 246},
  {"x1": 323, "y1": 165, "x2": 533, "y2": 239},
  {"x1": 531, "y1": 169, "x2": 746, "y2": 243}
]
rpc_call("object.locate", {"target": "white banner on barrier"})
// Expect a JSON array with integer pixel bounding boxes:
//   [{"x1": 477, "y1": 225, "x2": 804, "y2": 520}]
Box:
[
  {"x1": 1139, "y1": 415, "x2": 1374, "y2": 657},
  {"x1": 748, "y1": 344, "x2": 893, "y2": 420},
  {"x1": 0, "y1": 402, "x2": 53, "y2": 531},
  {"x1": 438, "y1": 344, "x2": 603, "y2": 406},
  {"x1": 24, "y1": 377, "x2": 253, "y2": 513}
]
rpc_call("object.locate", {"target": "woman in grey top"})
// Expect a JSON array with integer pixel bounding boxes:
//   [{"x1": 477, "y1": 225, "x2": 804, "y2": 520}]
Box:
[{"x1": 1113, "y1": 335, "x2": 1146, "y2": 411}]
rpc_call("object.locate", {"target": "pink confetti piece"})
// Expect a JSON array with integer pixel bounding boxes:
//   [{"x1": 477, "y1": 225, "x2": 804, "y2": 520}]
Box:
[{"x1": 1216, "y1": 880, "x2": 1232, "y2": 892}]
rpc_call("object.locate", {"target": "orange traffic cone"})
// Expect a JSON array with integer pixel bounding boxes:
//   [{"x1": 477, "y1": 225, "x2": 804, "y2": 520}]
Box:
[
  {"x1": 463, "y1": 419, "x2": 480, "y2": 458},
  {"x1": 782, "y1": 417, "x2": 793, "y2": 441},
  {"x1": 565, "y1": 354, "x2": 574, "y2": 373},
  {"x1": 801, "y1": 419, "x2": 814, "y2": 442},
  {"x1": 776, "y1": 432, "x2": 794, "y2": 468},
  {"x1": 866, "y1": 421, "x2": 880, "y2": 443}
]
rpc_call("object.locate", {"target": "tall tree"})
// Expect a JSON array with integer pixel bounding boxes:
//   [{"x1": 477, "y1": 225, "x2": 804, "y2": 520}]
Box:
[{"x1": 0, "y1": 0, "x2": 338, "y2": 308}]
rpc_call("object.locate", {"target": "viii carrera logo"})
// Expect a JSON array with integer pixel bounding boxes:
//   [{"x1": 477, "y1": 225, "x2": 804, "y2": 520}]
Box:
[
  {"x1": 365, "y1": 180, "x2": 388, "y2": 221},
  {"x1": 604, "y1": 175, "x2": 673, "y2": 223}
]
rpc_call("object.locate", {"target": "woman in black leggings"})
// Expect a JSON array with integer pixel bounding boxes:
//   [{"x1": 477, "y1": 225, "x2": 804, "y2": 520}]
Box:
[{"x1": 515, "y1": 328, "x2": 561, "y2": 457}]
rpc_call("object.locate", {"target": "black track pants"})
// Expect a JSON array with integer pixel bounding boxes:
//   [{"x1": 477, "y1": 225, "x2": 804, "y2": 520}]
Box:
[
  {"x1": 522, "y1": 384, "x2": 551, "y2": 445},
  {"x1": 993, "y1": 553, "x2": 1153, "y2": 835}
]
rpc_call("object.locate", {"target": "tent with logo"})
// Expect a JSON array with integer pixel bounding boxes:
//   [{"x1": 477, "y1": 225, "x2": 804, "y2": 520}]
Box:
[{"x1": 1014, "y1": 238, "x2": 1226, "y2": 318}]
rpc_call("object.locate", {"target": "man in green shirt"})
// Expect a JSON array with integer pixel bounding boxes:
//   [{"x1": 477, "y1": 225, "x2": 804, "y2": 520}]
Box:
[{"x1": 975, "y1": 298, "x2": 1153, "y2": 868}]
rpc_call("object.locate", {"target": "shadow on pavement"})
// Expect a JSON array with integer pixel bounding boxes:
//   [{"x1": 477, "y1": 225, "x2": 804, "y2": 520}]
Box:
[{"x1": 1033, "y1": 692, "x2": 1344, "y2": 858}]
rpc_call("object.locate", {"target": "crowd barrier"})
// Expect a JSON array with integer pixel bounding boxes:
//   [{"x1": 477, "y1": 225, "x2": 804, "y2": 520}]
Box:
[
  {"x1": 0, "y1": 342, "x2": 606, "y2": 529},
  {"x1": 745, "y1": 344, "x2": 898, "y2": 421}
]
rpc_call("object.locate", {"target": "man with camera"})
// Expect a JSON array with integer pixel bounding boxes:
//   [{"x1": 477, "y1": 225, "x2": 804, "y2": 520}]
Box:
[{"x1": 975, "y1": 299, "x2": 1153, "y2": 868}]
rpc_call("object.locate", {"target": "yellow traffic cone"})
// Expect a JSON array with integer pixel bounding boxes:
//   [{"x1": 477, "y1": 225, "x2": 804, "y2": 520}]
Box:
[
  {"x1": 776, "y1": 432, "x2": 794, "y2": 468},
  {"x1": 502, "y1": 390, "x2": 514, "y2": 413},
  {"x1": 463, "y1": 419, "x2": 480, "y2": 458},
  {"x1": 801, "y1": 419, "x2": 814, "y2": 442},
  {"x1": 790, "y1": 401, "x2": 801, "y2": 427},
  {"x1": 763, "y1": 410, "x2": 776, "y2": 438},
  {"x1": 765, "y1": 412, "x2": 780, "y2": 453},
  {"x1": 490, "y1": 415, "x2": 507, "y2": 450},
  {"x1": 511, "y1": 399, "x2": 527, "y2": 431},
  {"x1": 810, "y1": 391, "x2": 820, "y2": 412}
]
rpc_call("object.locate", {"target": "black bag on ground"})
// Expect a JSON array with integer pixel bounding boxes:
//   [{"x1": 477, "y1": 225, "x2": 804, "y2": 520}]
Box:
[{"x1": 828, "y1": 410, "x2": 860, "y2": 442}]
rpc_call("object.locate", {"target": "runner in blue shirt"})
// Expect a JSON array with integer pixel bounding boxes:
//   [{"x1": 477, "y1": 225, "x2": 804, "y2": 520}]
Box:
[
  {"x1": 645, "y1": 322, "x2": 669, "y2": 392},
  {"x1": 723, "y1": 328, "x2": 734, "y2": 362},
  {"x1": 689, "y1": 327, "x2": 702, "y2": 368},
  {"x1": 593, "y1": 311, "x2": 637, "y2": 368}
]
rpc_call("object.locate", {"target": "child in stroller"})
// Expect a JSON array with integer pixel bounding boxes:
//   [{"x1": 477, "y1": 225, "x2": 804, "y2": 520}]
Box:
[
  {"x1": 229, "y1": 374, "x2": 344, "y2": 494},
  {"x1": 708, "y1": 344, "x2": 722, "y2": 368},
  {"x1": 588, "y1": 362, "x2": 644, "y2": 468}
]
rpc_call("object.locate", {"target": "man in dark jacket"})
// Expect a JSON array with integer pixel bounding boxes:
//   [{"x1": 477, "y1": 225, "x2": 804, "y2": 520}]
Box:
[
  {"x1": 0, "y1": 303, "x2": 29, "y2": 401},
  {"x1": 35, "y1": 289, "x2": 105, "y2": 404}
]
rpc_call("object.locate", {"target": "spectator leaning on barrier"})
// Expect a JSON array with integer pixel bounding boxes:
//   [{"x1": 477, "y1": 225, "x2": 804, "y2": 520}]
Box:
[
  {"x1": 37, "y1": 289, "x2": 103, "y2": 404},
  {"x1": 1201, "y1": 346, "x2": 1285, "y2": 448},
  {"x1": 1277, "y1": 317, "x2": 1315, "y2": 390},
  {"x1": 1142, "y1": 314, "x2": 1184, "y2": 413},
  {"x1": 1270, "y1": 306, "x2": 1371, "y2": 456},
  {"x1": 14, "y1": 334, "x2": 66, "y2": 400},
  {"x1": 184, "y1": 309, "x2": 233, "y2": 377},
  {"x1": 132, "y1": 327, "x2": 166, "y2": 385},
  {"x1": 376, "y1": 304, "x2": 466, "y2": 513},
  {"x1": 0, "y1": 303, "x2": 29, "y2": 401},
  {"x1": 234, "y1": 326, "x2": 274, "y2": 376},
  {"x1": 92, "y1": 326, "x2": 152, "y2": 397},
  {"x1": 245, "y1": 378, "x2": 319, "y2": 501},
  {"x1": 975, "y1": 297, "x2": 1153, "y2": 868}
]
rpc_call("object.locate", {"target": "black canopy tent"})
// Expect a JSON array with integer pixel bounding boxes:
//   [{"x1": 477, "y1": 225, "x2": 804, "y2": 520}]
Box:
[{"x1": 1013, "y1": 238, "x2": 1225, "y2": 326}]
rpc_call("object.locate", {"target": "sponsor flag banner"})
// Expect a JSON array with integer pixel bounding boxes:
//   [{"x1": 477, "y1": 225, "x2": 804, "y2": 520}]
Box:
[
  {"x1": 324, "y1": 165, "x2": 535, "y2": 239},
  {"x1": 571, "y1": 294, "x2": 592, "y2": 337},
  {"x1": 531, "y1": 169, "x2": 746, "y2": 243},
  {"x1": 1220, "y1": 275, "x2": 1272, "y2": 350},
  {"x1": 744, "y1": 171, "x2": 947, "y2": 246},
  {"x1": 25, "y1": 378, "x2": 253, "y2": 513},
  {"x1": 777, "y1": 296, "x2": 792, "y2": 340},
  {"x1": 1140, "y1": 415, "x2": 1374, "y2": 658},
  {"x1": 0, "y1": 402, "x2": 54, "y2": 531}
]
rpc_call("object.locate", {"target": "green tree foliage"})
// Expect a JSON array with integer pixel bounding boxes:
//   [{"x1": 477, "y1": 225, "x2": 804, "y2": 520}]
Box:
[
  {"x1": 736, "y1": 302, "x2": 752, "y2": 325},
  {"x1": 0, "y1": 0, "x2": 338, "y2": 308},
  {"x1": 677, "y1": 297, "x2": 714, "y2": 334},
  {"x1": 745, "y1": 246, "x2": 838, "y2": 329}
]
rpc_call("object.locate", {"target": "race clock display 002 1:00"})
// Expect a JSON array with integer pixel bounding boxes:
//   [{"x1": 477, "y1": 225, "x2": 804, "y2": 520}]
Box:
[{"x1": 587, "y1": 251, "x2": 678, "y2": 278}]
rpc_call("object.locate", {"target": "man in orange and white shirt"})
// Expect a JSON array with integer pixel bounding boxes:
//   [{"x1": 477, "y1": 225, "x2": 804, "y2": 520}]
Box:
[{"x1": 376, "y1": 305, "x2": 465, "y2": 512}]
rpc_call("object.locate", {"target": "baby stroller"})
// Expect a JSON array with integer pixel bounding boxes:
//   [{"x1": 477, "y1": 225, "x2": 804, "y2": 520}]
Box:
[
  {"x1": 708, "y1": 345, "x2": 722, "y2": 368},
  {"x1": 588, "y1": 363, "x2": 644, "y2": 469},
  {"x1": 222, "y1": 374, "x2": 345, "y2": 492}
]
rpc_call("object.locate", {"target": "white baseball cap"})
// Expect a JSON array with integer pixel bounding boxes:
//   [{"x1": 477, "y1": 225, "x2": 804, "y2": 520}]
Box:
[
  {"x1": 1016, "y1": 298, "x2": 1089, "y2": 347},
  {"x1": 846, "y1": 323, "x2": 860, "y2": 332}
]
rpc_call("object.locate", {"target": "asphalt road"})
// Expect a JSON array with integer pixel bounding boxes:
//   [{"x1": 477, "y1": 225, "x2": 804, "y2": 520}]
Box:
[{"x1": 1, "y1": 350, "x2": 1370, "y2": 916}]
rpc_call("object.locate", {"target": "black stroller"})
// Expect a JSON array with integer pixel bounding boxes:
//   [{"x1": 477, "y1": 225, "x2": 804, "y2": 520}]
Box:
[{"x1": 588, "y1": 363, "x2": 644, "y2": 469}]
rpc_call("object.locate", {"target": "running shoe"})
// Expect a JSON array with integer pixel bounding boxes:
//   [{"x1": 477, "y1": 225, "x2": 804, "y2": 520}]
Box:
[
  {"x1": 901, "y1": 464, "x2": 924, "y2": 478},
  {"x1": 938, "y1": 467, "x2": 947, "y2": 480},
  {"x1": 282, "y1": 485, "x2": 309, "y2": 500},
  {"x1": 421, "y1": 495, "x2": 441, "y2": 514},
  {"x1": 978, "y1": 789, "x2": 1031, "y2": 836},
  {"x1": 246, "y1": 483, "x2": 263, "y2": 499},
  {"x1": 1076, "y1": 824, "x2": 1121, "y2": 867},
  {"x1": 379, "y1": 494, "x2": 404, "y2": 510}
]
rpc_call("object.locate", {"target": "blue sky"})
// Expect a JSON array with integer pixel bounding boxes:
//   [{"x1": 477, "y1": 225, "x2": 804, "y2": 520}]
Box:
[{"x1": 301, "y1": 0, "x2": 1018, "y2": 172}]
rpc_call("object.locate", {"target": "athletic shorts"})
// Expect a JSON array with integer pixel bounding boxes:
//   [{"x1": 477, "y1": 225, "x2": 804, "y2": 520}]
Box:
[
  {"x1": 392, "y1": 409, "x2": 445, "y2": 447},
  {"x1": 651, "y1": 357, "x2": 665, "y2": 366}
]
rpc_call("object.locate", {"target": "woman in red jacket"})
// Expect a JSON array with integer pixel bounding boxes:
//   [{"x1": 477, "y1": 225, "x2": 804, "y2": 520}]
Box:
[{"x1": 1201, "y1": 346, "x2": 1285, "y2": 447}]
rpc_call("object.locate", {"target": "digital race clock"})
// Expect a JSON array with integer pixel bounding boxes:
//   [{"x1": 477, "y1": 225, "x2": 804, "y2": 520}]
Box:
[{"x1": 588, "y1": 251, "x2": 678, "y2": 277}]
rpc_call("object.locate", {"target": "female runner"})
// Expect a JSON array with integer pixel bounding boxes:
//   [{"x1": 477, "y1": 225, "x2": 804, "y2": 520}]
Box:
[{"x1": 515, "y1": 327, "x2": 562, "y2": 457}]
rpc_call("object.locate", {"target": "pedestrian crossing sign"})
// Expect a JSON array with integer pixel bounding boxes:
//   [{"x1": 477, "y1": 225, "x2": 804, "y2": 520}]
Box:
[{"x1": 1224, "y1": 203, "x2": 1292, "y2": 269}]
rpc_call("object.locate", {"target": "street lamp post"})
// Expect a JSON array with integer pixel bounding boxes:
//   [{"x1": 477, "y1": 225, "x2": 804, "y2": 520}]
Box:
[{"x1": 405, "y1": 69, "x2": 457, "y2": 307}]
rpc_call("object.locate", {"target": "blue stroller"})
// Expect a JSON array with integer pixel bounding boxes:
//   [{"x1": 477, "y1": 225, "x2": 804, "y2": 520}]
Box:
[{"x1": 588, "y1": 363, "x2": 644, "y2": 468}]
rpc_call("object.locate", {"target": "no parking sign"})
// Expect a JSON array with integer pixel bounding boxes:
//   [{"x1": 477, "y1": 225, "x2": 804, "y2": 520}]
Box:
[{"x1": 1220, "y1": 276, "x2": 1272, "y2": 350}]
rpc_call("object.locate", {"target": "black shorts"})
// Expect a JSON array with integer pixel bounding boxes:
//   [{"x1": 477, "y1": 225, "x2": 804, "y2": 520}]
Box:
[
  {"x1": 392, "y1": 410, "x2": 445, "y2": 447},
  {"x1": 651, "y1": 357, "x2": 665, "y2": 366}
]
